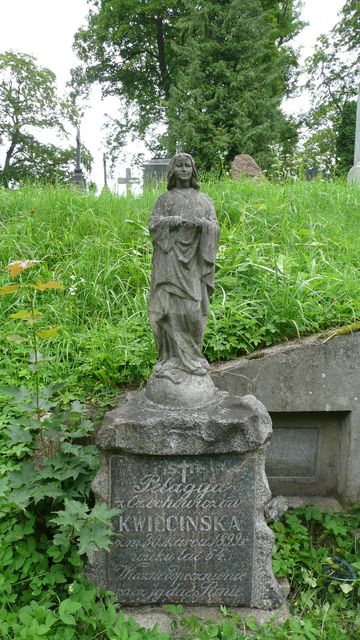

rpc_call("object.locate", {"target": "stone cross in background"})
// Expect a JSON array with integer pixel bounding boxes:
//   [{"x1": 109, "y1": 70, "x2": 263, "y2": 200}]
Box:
[
  {"x1": 76, "y1": 127, "x2": 81, "y2": 170},
  {"x1": 347, "y1": 84, "x2": 360, "y2": 185},
  {"x1": 117, "y1": 167, "x2": 139, "y2": 194},
  {"x1": 70, "y1": 126, "x2": 86, "y2": 191},
  {"x1": 103, "y1": 153, "x2": 108, "y2": 190}
]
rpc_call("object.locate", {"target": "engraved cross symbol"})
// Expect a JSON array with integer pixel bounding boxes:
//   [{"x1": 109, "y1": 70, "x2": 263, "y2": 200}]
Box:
[{"x1": 181, "y1": 460, "x2": 193, "y2": 483}]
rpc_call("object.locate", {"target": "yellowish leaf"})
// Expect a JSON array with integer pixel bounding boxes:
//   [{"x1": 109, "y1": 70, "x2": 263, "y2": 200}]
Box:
[
  {"x1": 33, "y1": 281, "x2": 64, "y2": 292},
  {"x1": 0, "y1": 284, "x2": 20, "y2": 295},
  {"x1": 7, "y1": 260, "x2": 40, "y2": 278},
  {"x1": 37, "y1": 326, "x2": 62, "y2": 339},
  {"x1": 10, "y1": 309, "x2": 42, "y2": 323}
]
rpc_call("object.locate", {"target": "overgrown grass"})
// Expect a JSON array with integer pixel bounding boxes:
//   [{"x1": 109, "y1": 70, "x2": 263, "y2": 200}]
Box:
[
  {"x1": 1, "y1": 180, "x2": 360, "y2": 637},
  {"x1": 1, "y1": 178, "x2": 360, "y2": 401}
]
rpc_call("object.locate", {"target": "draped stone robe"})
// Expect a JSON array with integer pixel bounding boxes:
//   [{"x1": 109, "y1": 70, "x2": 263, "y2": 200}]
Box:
[{"x1": 148, "y1": 188, "x2": 219, "y2": 383}]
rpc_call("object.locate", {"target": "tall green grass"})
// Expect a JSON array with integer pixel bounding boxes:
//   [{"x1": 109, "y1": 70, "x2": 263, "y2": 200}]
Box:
[{"x1": 1, "y1": 179, "x2": 360, "y2": 400}]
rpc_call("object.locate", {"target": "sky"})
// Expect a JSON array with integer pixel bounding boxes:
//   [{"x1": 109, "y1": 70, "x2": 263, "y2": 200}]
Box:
[{"x1": 0, "y1": 0, "x2": 346, "y2": 190}]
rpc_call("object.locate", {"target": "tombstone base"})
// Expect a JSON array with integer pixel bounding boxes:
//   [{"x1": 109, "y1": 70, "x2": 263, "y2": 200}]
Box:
[
  {"x1": 121, "y1": 600, "x2": 290, "y2": 634},
  {"x1": 70, "y1": 168, "x2": 86, "y2": 190},
  {"x1": 88, "y1": 390, "x2": 283, "y2": 610}
]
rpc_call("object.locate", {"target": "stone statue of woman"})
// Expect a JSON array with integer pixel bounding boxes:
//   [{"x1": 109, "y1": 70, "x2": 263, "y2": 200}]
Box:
[{"x1": 145, "y1": 153, "x2": 219, "y2": 407}]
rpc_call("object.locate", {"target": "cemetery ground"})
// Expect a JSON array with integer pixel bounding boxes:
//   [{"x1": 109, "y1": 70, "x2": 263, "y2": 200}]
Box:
[{"x1": 0, "y1": 178, "x2": 359, "y2": 638}]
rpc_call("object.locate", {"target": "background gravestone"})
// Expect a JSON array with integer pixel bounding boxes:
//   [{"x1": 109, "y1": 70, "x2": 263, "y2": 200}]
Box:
[
  {"x1": 143, "y1": 158, "x2": 171, "y2": 186},
  {"x1": 70, "y1": 127, "x2": 86, "y2": 191},
  {"x1": 232, "y1": 154, "x2": 264, "y2": 180}
]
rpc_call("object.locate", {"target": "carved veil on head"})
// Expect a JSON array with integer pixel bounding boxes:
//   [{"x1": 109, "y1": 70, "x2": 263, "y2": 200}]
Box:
[{"x1": 167, "y1": 153, "x2": 200, "y2": 190}]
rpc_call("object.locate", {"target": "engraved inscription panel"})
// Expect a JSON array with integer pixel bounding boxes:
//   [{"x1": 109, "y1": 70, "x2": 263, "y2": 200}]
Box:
[
  {"x1": 267, "y1": 427, "x2": 318, "y2": 477},
  {"x1": 109, "y1": 454, "x2": 256, "y2": 604}
]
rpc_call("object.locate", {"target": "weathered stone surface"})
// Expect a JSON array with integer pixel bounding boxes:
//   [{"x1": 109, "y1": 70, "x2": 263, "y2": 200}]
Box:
[
  {"x1": 145, "y1": 370, "x2": 216, "y2": 408},
  {"x1": 89, "y1": 390, "x2": 282, "y2": 609},
  {"x1": 121, "y1": 599, "x2": 290, "y2": 634},
  {"x1": 96, "y1": 390, "x2": 272, "y2": 456},
  {"x1": 265, "y1": 496, "x2": 343, "y2": 520},
  {"x1": 211, "y1": 331, "x2": 360, "y2": 502},
  {"x1": 267, "y1": 427, "x2": 318, "y2": 477},
  {"x1": 231, "y1": 154, "x2": 264, "y2": 180}
]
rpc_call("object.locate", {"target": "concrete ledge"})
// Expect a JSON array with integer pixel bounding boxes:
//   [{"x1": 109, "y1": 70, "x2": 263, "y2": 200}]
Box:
[{"x1": 211, "y1": 332, "x2": 360, "y2": 502}]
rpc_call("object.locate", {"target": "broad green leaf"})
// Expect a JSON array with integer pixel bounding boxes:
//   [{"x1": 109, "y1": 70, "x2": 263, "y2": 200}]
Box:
[
  {"x1": 6, "y1": 424, "x2": 33, "y2": 445},
  {"x1": 10, "y1": 309, "x2": 42, "y2": 323},
  {"x1": 32, "y1": 482, "x2": 63, "y2": 504},
  {"x1": 69, "y1": 400, "x2": 87, "y2": 415},
  {"x1": 0, "y1": 477, "x2": 10, "y2": 496},
  {"x1": 37, "y1": 326, "x2": 62, "y2": 339},
  {"x1": 9, "y1": 461, "x2": 37, "y2": 486},
  {"x1": 58, "y1": 599, "x2": 82, "y2": 626},
  {"x1": 90, "y1": 502, "x2": 120, "y2": 523},
  {"x1": 7, "y1": 486, "x2": 33, "y2": 509},
  {"x1": 50, "y1": 498, "x2": 89, "y2": 528}
]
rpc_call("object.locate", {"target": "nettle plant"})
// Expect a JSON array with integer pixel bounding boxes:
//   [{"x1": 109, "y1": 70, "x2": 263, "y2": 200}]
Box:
[{"x1": 0, "y1": 259, "x2": 118, "y2": 570}]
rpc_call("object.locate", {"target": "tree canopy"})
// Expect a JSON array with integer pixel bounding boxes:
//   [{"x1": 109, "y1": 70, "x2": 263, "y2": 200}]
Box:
[
  {"x1": 304, "y1": 0, "x2": 360, "y2": 174},
  {"x1": 72, "y1": 0, "x2": 304, "y2": 171},
  {"x1": 0, "y1": 51, "x2": 91, "y2": 187}
]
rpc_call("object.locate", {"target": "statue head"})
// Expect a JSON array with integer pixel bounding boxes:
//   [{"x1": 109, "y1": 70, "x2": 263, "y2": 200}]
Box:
[{"x1": 167, "y1": 153, "x2": 199, "y2": 190}]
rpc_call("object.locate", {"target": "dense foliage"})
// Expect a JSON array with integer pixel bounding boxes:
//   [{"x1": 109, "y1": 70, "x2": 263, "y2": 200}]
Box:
[
  {"x1": 166, "y1": 0, "x2": 302, "y2": 171},
  {"x1": 0, "y1": 51, "x2": 91, "y2": 187},
  {"x1": 72, "y1": 0, "x2": 304, "y2": 171}
]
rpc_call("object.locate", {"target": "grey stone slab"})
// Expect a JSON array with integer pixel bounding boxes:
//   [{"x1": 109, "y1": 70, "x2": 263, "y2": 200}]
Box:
[
  {"x1": 266, "y1": 427, "x2": 318, "y2": 477},
  {"x1": 122, "y1": 601, "x2": 290, "y2": 635},
  {"x1": 89, "y1": 390, "x2": 282, "y2": 610},
  {"x1": 109, "y1": 453, "x2": 256, "y2": 605},
  {"x1": 265, "y1": 495, "x2": 343, "y2": 519}
]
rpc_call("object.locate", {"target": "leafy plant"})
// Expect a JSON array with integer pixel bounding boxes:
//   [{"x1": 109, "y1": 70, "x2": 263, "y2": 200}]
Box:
[{"x1": 0, "y1": 258, "x2": 125, "y2": 637}]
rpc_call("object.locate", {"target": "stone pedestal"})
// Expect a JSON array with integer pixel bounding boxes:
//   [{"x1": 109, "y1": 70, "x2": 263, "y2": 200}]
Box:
[
  {"x1": 70, "y1": 168, "x2": 86, "y2": 190},
  {"x1": 88, "y1": 390, "x2": 282, "y2": 610}
]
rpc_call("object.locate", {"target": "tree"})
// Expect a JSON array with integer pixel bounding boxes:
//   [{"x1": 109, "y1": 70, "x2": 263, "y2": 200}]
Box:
[
  {"x1": 335, "y1": 100, "x2": 356, "y2": 176},
  {"x1": 72, "y1": 0, "x2": 304, "y2": 170},
  {"x1": 0, "y1": 51, "x2": 91, "y2": 187},
  {"x1": 72, "y1": 0, "x2": 185, "y2": 146},
  {"x1": 304, "y1": 1, "x2": 360, "y2": 173},
  {"x1": 165, "y1": 0, "x2": 303, "y2": 171}
]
